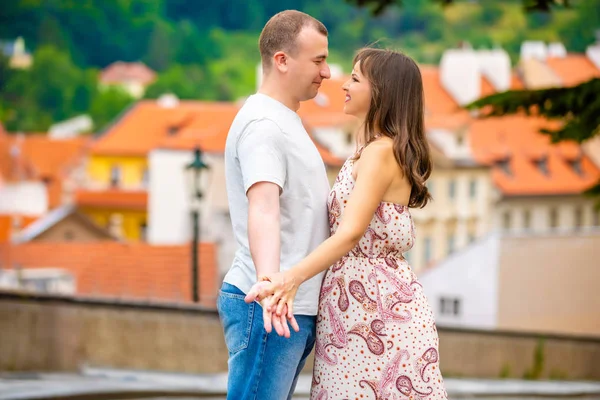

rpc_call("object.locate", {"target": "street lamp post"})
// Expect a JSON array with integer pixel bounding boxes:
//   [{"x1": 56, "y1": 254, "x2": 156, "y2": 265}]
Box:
[{"x1": 185, "y1": 147, "x2": 209, "y2": 303}]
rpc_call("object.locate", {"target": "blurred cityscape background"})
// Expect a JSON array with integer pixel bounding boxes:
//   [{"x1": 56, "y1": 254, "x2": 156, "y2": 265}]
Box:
[{"x1": 0, "y1": 0, "x2": 599, "y2": 398}]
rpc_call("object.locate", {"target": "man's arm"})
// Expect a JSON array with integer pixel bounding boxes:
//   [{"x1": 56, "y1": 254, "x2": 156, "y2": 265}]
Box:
[
  {"x1": 247, "y1": 181, "x2": 281, "y2": 281},
  {"x1": 247, "y1": 182, "x2": 298, "y2": 337},
  {"x1": 237, "y1": 118, "x2": 299, "y2": 336}
]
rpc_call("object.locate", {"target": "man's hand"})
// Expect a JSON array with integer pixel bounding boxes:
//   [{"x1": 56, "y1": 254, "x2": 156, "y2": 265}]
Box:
[
  {"x1": 258, "y1": 297, "x2": 300, "y2": 338},
  {"x1": 253, "y1": 282, "x2": 299, "y2": 337},
  {"x1": 248, "y1": 281, "x2": 300, "y2": 338}
]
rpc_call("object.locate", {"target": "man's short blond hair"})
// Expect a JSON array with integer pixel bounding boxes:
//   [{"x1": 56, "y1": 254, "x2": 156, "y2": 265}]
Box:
[{"x1": 259, "y1": 10, "x2": 328, "y2": 71}]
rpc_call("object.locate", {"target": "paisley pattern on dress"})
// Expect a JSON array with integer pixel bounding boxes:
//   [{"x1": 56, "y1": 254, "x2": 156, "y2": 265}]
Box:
[{"x1": 310, "y1": 155, "x2": 447, "y2": 400}]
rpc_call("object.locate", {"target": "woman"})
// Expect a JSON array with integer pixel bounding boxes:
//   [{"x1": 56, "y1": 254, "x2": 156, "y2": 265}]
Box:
[{"x1": 246, "y1": 48, "x2": 448, "y2": 400}]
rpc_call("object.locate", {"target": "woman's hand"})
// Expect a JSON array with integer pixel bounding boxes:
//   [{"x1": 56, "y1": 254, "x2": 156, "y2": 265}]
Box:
[
  {"x1": 268, "y1": 271, "x2": 302, "y2": 319},
  {"x1": 245, "y1": 277, "x2": 300, "y2": 337},
  {"x1": 245, "y1": 271, "x2": 302, "y2": 318}
]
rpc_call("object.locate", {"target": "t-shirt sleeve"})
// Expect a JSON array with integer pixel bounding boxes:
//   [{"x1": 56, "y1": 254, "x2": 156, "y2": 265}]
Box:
[{"x1": 236, "y1": 118, "x2": 287, "y2": 195}]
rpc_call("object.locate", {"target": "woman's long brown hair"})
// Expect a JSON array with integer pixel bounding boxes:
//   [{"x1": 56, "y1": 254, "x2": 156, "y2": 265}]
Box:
[{"x1": 354, "y1": 48, "x2": 432, "y2": 208}]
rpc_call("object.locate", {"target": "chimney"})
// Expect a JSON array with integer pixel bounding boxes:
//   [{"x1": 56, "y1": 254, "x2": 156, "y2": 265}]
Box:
[
  {"x1": 157, "y1": 93, "x2": 179, "y2": 108},
  {"x1": 477, "y1": 49, "x2": 511, "y2": 92},
  {"x1": 547, "y1": 42, "x2": 567, "y2": 58},
  {"x1": 520, "y1": 41, "x2": 548, "y2": 61},
  {"x1": 440, "y1": 48, "x2": 481, "y2": 105}
]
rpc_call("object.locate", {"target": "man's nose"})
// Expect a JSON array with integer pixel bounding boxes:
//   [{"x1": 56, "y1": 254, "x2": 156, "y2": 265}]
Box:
[{"x1": 321, "y1": 62, "x2": 331, "y2": 79}]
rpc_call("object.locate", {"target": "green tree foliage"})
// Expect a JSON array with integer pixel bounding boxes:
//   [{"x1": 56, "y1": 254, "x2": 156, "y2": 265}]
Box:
[
  {"x1": 90, "y1": 86, "x2": 135, "y2": 132},
  {"x1": 0, "y1": 0, "x2": 598, "y2": 134},
  {"x1": 144, "y1": 64, "x2": 206, "y2": 100}
]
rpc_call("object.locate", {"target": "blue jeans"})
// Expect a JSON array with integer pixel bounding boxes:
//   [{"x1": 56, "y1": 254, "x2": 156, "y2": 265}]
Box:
[{"x1": 217, "y1": 282, "x2": 316, "y2": 400}]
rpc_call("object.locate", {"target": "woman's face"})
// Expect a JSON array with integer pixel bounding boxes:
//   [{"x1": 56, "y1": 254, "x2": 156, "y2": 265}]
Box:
[{"x1": 342, "y1": 60, "x2": 372, "y2": 121}]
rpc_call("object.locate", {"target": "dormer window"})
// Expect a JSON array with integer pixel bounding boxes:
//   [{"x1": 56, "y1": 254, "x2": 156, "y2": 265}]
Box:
[
  {"x1": 569, "y1": 158, "x2": 583, "y2": 176},
  {"x1": 497, "y1": 157, "x2": 511, "y2": 176},
  {"x1": 167, "y1": 125, "x2": 179, "y2": 135},
  {"x1": 536, "y1": 157, "x2": 549, "y2": 176}
]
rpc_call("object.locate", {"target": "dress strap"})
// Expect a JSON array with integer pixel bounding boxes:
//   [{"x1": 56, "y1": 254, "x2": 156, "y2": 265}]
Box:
[
  {"x1": 353, "y1": 134, "x2": 383, "y2": 159},
  {"x1": 353, "y1": 144, "x2": 367, "y2": 158}
]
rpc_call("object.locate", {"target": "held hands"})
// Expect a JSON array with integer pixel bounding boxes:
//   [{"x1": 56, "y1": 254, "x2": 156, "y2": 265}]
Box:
[{"x1": 245, "y1": 272, "x2": 302, "y2": 337}]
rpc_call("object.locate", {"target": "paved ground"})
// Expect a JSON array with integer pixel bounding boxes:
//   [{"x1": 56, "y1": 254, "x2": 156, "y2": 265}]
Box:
[{"x1": 1, "y1": 367, "x2": 600, "y2": 400}]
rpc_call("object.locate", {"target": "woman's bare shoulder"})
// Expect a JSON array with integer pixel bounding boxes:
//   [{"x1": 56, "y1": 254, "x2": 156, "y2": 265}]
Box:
[{"x1": 361, "y1": 137, "x2": 395, "y2": 164}]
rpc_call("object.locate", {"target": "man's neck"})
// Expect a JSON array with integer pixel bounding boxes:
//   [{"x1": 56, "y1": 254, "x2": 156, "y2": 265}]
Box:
[{"x1": 259, "y1": 79, "x2": 300, "y2": 112}]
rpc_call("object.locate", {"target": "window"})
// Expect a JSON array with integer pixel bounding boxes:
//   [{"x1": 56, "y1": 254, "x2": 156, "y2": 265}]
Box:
[
  {"x1": 574, "y1": 207, "x2": 583, "y2": 230},
  {"x1": 440, "y1": 297, "x2": 461, "y2": 316},
  {"x1": 140, "y1": 223, "x2": 147, "y2": 241},
  {"x1": 523, "y1": 209, "x2": 531, "y2": 230},
  {"x1": 142, "y1": 168, "x2": 149, "y2": 188},
  {"x1": 537, "y1": 157, "x2": 549, "y2": 176},
  {"x1": 502, "y1": 211, "x2": 511, "y2": 230},
  {"x1": 570, "y1": 159, "x2": 583, "y2": 176},
  {"x1": 424, "y1": 237, "x2": 432, "y2": 264},
  {"x1": 447, "y1": 235, "x2": 456, "y2": 255},
  {"x1": 595, "y1": 210, "x2": 600, "y2": 227},
  {"x1": 498, "y1": 158, "x2": 511, "y2": 176},
  {"x1": 549, "y1": 208, "x2": 559, "y2": 228},
  {"x1": 110, "y1": 165, "x2": 121, "y2": 187},
  {"x1": 426, "y1": 180, "x2": 434, "y2": 197},
  {"x1": 448, "y1": 180, "x2": 456, "y2": 200},
  {"x1": 64, "y1": 230, "x2": 74, "y2": 241},
  {"x1": 469, "y1": 179, "x2": 477, "y2": 199},
  {"x1": 0, "y1": 269, "x2": 75, "y2": 295}
]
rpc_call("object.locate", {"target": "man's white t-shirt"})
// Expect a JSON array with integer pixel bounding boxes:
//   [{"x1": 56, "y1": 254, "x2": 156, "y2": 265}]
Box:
[{"x1": 223, "y1": 93, "x2": 330, "y2": 316}]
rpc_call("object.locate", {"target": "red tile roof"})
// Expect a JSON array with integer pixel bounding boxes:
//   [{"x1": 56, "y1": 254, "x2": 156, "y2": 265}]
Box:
[
  {"x1": 546, "y1": 55, "x2": 600, "y2": 87},
  {"x1": 0, "y1": 215, "x2": 37, "y2": 243},
  {"x1": 0, "y1": 134, "x2": 37, "y2": 184},
  {"x1": 420, "y1": 66, "x2": 462, "y2": 115},
  {"x1": 470, "y1": 115, "x2": 600, "y2": 195},
  {"x1": 91, "y1": 101, "x2": 239, "y2": 156},
  {"x1": 10, "y1": 136, "x2": 90, "y2": 208},
  {"x1": 92, "y1": 97, "x2": 347, "y2": 167},
  {"x1": 75, "y1": 189, "x2": 148, "y2": 211},
  {"x1": 480, "y1": 76, "x2": 496, "y2": 98},
  {"x1": 0, "y1": 241, "x2": 219, "y2": 307},
  {"x1": 0, "y1": 134, "x2": 90, "y2": 209}
]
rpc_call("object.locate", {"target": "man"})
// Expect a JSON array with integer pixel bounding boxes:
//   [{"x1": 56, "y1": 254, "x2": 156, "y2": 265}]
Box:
[{"x1": 218, "y1": 9, "x2": 331, "y2": 400}]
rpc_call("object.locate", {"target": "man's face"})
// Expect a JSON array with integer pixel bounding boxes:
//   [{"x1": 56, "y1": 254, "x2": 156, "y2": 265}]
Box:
[{"x1": 286, "y1": 27, "x2": 331, "y2": 101}]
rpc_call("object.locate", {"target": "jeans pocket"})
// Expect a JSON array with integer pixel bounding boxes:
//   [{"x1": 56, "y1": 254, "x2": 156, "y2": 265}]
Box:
[{"x1": 217, "y1": 290, "x2": 255, "y2": 355}]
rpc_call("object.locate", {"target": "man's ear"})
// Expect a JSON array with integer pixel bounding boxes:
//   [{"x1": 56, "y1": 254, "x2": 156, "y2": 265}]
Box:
[{"x1": 273, "y1": 51, "x2": 288, "y2": 72}]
